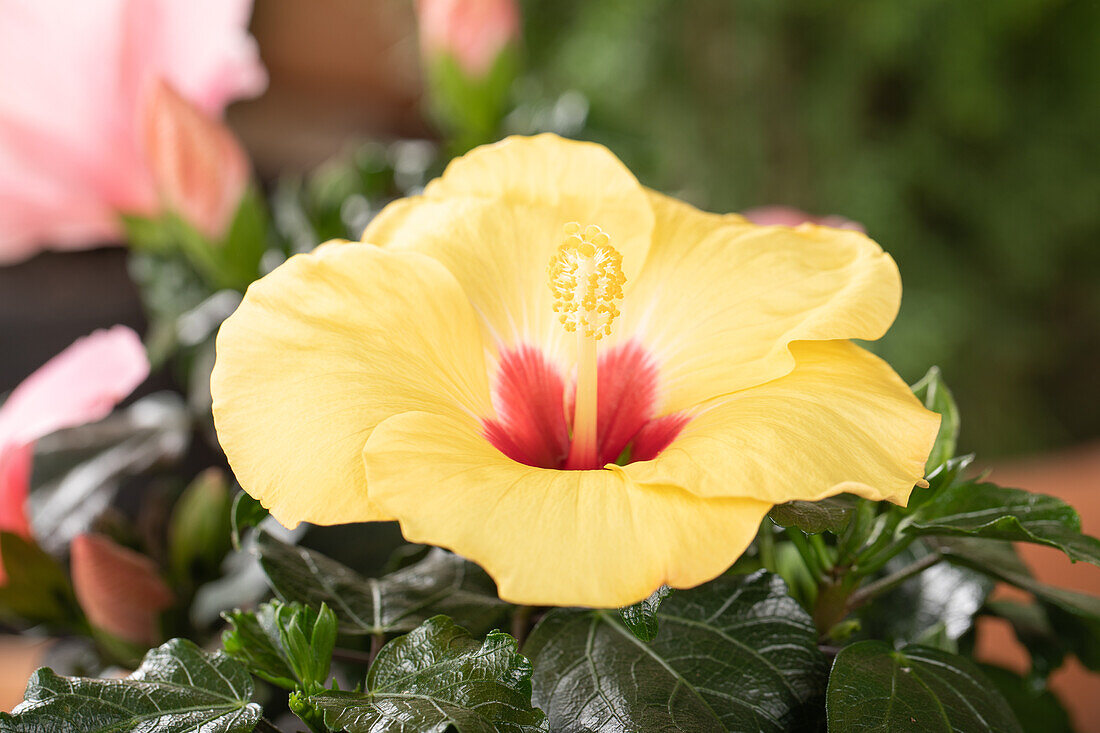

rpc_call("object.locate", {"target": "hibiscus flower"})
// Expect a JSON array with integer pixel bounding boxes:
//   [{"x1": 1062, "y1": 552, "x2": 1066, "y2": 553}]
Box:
[{"x1": 212, "y1": 135, "x2": 939, "y2": 607}]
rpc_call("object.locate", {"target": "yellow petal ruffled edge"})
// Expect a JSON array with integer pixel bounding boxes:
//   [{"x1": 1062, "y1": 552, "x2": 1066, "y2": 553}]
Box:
[
  {"x1": 211, "y1": 241, "x2": 492, "y2": 527},
  {"x1": 363, "y1": 410, "x2": 772, "y2": 607}
]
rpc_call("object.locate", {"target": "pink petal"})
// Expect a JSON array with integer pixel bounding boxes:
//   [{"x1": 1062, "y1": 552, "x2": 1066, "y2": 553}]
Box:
[
  {"x1": 70, "y1": 533, "x2": 174, "y2": 646},
  {"x1": 743, "y1": 205, "x2": 865, "y2": 233},
  {"x1": 0, "y1": 326, "x2": 149, "y2": 448},
  {"x1": 0, "y1": 0, "x2": 265, "y2": 262}
]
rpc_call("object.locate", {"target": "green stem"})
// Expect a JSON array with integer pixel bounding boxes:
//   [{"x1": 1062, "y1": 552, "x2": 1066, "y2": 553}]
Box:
[
  {"x1": 758, "y1": 524, "x2": 778, "y2": 573},
  {"x1": 809, "y1": 533, "x2": 832, "y2": 572},
  {"x1": 787, "y1": 529, "x2": 825, "y2": 581},
  {"x1": 836, "y1": 499, "x2": 876, "y2": 564},
  {"x1": 368, "y1": 632, "x2": 385, "y2": 667},
  {"x1": 511, "y1": 606, "x2": 534, "y2": 648},
  {"x1": 847, "y1": 552, "x2": 942, "y2": 610},
  {"x1": 812, "y1": 575, "x2": 858, "y2": 638}
]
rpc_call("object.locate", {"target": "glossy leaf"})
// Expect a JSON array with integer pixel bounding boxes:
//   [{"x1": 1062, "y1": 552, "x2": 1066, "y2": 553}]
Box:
[
  {"x1": 255, "y1": 531, "x2": 510, "y2": 635},
  {"x1": 826, "y1": 641, "x2": 1022, "y2": 732},
  {"x1": 911, "y1": 366, "x2": 959, "y2": 472},
  {"x1": 618, "y1": 584, "x2": 670, "y2": 642},
  {"x1": 858, "y1": 547, "x2": 993, "y2": 645},
  {"x1": 310, "y1": 616, "x2": 547, "y2": 733},
  {"x1": 907, "y1": 479, "x2": 1100, "y2": 566},
  {"x1": 769, "y1": 494, "x2": 858, "y2": 534},
  {"x1": 0, "y1": 639, "x2": 261, "y2": 732},
  {"x1": 526, "y1": 570, "x2": 827, "y2": 732}
]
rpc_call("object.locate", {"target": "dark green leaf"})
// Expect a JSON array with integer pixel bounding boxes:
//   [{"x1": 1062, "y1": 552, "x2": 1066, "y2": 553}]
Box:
[
  {"x1": 983, "y1": 600, "x2": 1067, "y2": 677},
  {"x1": 911, "y1": 366, "x2": 960, "y2": 472},
  {"x1": 978, "y1": 664, "x2": 1073, "y2": 733},
  {"x1": 769, "y1": 494, "x2": 858, "y2": 534},
  {"x1": 1042, "y1": 604, "x2": 1100, "y2": 671},
  {"x1": 256, "y1": 531, "x2": 510, "y2": 635},
  {"x1": 826, "y1": 641, "x2": 1022, "y2": 732},
  {"x1": 930, "y1": 537, "x2": 1100, "y2": 620},
  {"x1": 230, "y1": 491, "x2": 268, "y2": 551},
  {"x1": 526, "y1": 570, "x2": 827, "y2": 732},
  {"x1": 618, "y1": 585, "x2": 670, "y2": 642},
  {"x1": 0, "y1": 639, "x2": 261, "y2": 732},
  {"x1": 907, "y1": 480, "x2": 1100, "y2": 566},
  {"x1": 222, "y1": 601, "x2": 336, "y2": 691},
  {"x1": 0, "y1": 533, "x2": 78, "y2": 626},
  {"x1": 310, "y1": 616, "x2": 547, "y2": 733}
]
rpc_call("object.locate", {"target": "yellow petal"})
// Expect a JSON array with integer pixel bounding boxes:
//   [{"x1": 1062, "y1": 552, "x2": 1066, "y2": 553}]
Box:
[
  {"x1": 619, "y1": 190, "x2": 902, "y2": 411},
  {"x1": 362, "y1": 135, "x2": 654, "y2": 356},
  {"x1": 363, "y1": 410, "x2": 771, "y2": 607},
  {"x1": 211, "y1": 242, "x2": 492, "y2": 527},
  {"x1": 624, "y1": 340, "x2": 940, "y2": 506}
]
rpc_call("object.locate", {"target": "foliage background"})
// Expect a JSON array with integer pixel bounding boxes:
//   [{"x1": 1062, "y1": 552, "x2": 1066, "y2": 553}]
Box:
[{"x1": 516, "y1": 0, "x2": 1100, "y2": 458}]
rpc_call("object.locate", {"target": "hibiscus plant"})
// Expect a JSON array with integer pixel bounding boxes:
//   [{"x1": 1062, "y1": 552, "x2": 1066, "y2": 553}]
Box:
[{"x1": 1, "y1": 135, "x2": 1098, "y2": 733}]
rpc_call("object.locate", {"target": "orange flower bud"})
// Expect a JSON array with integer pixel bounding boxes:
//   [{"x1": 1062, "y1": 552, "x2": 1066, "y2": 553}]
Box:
[
  {"x1": 70, "y1": 533, "x2": 174, "y2": 647},
  {"x1": 417, "y1": 0, "x2": 520, "y2": 77},
  {"x1": 142, "y1": 79, "x2": 250, "y2": 240}
]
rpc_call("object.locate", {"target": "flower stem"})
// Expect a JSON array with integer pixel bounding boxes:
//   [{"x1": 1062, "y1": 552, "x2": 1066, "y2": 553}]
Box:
[{"x1": 567, "y1": 330, "x2": 599, "y2": 467}]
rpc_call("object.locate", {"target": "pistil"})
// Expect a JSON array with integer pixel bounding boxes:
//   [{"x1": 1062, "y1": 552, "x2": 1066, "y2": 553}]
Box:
[{"x1": 548, "y1": 223, "x2": 625, "y2": 468}]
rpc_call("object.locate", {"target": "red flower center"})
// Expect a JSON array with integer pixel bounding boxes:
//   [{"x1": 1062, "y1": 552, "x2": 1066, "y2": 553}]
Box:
[{"x1": 482, "y1": 340, "x2": 688, "y2": 470}]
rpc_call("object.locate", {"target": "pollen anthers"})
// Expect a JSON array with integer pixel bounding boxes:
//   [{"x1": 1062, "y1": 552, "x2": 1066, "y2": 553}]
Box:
[{"x1": 548, "y1": 222, "x2": 626, "y2": 339}]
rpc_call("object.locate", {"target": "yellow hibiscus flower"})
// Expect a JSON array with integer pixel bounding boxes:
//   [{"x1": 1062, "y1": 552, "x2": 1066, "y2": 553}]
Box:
[{"x1": 211, "y1": 134, "x2": 939, "y2": 608}]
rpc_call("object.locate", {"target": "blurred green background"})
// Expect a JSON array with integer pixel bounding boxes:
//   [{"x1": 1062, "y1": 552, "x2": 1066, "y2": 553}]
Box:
[{"x1": 514, "y1": 0, "x2": 1100, "y2": 458}]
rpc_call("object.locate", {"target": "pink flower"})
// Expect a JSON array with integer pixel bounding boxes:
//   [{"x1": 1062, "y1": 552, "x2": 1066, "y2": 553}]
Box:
[
  {"x1": 743, "y1": 206, "x2": 865, "y2": 233},
  {"x1": 0, "y1": 326, "x2": 149, "y2": 583},
  {"x1": 70, "y1": 533, "x2": 174, "y2": 646},
  {"x1": 143, "y1": 79, "x2": 251, "y2": 240},
  {"x1": 0, "y1": 0, "x2": 266, "y2": 263},
  {"x1": 417, "y1": 0, "x2": 520, "y2": 77}
]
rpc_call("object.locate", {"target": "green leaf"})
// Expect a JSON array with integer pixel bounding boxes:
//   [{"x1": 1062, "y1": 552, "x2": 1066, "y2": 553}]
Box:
[
  {"x1": 222, "y1": 600, "x2": 336, "y2": 691},
  {"x1": 0, "y1": 532, "x2": 79, "y2": 626},
  {"x1": 310, "y1": 616, "x2": 547, "y2": 733},
  {"x1": 256, "y1": 531, "x2": 510, "y2": 635},
  {"x1": 0, "y1": 639, "x2": 261, "y2": 732},
  {"x1": 826, "y1": 641, "x2": 1023, "y2": 732},
  {"x1": 525, "y1": 570, "x2": 827, "y2": 732},
  {"x1": 911, "y1": 366, "x2": 960, "y2": 472},
  {"x1": 769, "y1": 494, "x2": 858, "y2": 534},
  {"x1": 906, "y1": 479, "x2": 1100, "y2": 566},
  {"x1": 978, "y1": 664, "x2": 1073, "y2": 733},
  {"x1": 618, "y1": 585, "x2": 670, "y2": 642},
  {"x1": 930, "y1": 537, "x2": 1100, "y2": 620},
  {"x1": 169, "y1": 468, "x2": 233, "y2": 582},
  {"x1": 230, "y1": 491, "x2": 268, "y2": 551}
]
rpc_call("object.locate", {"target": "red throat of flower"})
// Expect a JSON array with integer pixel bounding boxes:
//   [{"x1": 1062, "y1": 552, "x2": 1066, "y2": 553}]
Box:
[
  {"x1": 483, "y1": 222, "x2": 687, "y2": 469},
  {"x1": 482, "y1": 340, "x2": 688, "y2": 470}
]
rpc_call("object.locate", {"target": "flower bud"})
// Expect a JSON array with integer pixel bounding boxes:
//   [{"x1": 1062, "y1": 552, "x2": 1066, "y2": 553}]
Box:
[
  {"x1": 142, "y1": 79, "x2": 250, "y2": 241},
  {"x1": 70, "y1": 534, "x2": 174, "y2": 647},
  {"x1": 417, "y1": 0, "x2": 520, "y2": 78}
]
